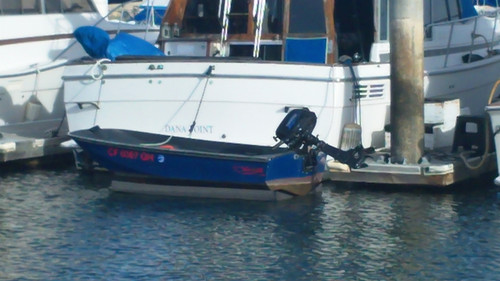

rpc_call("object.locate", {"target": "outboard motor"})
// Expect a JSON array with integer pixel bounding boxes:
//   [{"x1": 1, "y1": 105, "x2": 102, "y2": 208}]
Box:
[{"x1": 275, "y1": 108, "x2": 368, "y2": 169}]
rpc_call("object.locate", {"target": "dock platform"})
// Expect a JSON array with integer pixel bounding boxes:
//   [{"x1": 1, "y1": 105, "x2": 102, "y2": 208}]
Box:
[
  {"x1": 324, "y1": 149, "x2": 496, "y2": 186},
  {"x1": 0, "y1": 121, "x2": 71, "y2": 162}
]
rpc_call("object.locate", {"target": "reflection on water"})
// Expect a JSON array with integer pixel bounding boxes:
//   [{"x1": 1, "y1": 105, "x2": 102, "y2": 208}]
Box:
[{"x1": 1, "y1": 164, "x2": 500, "y2": 280}]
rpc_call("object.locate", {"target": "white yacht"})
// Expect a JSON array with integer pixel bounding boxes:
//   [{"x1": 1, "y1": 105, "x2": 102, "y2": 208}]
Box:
[
  {"x1": 0, "y1": 0, "x2": 159, "y2": 161},
  {"x1": 63, "y1": 0, "x2": 500, "y2": 152}
]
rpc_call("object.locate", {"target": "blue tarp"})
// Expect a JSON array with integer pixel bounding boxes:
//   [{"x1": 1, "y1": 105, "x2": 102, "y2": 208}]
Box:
[
  {"x1": 475, "y1": 0, "x2": 499, "y2": 6},
  {"x1": 108, "y1": 0, "x2": 141, "y2": 3},
  {"x1": 134, "y1": 7, "x2": 166, "y2": 25},
  {"x1": 74, "y1": 26, "x2": 110, "y2": 59},
  {"x1": 106, "y1": 32, "x2": 165, "y2": 60},
  {"x1": 74, "y1": 26, "x2": 165, "y2": 61},
  {"x1": 284, "y1": 37, "x2": 328, "y2": 64},
  {"x1": 461, "y1": 0, "x2": 479, "y2": 18}
]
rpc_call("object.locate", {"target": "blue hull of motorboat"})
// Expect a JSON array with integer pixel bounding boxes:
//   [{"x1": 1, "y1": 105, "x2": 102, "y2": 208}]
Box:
[{"x1": 69, "y1": 127, "x2": 325, "y2": 199}]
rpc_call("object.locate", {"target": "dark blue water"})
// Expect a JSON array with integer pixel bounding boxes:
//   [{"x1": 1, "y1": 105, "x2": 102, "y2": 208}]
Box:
[{"x1": 1, "y1": 161, "x2": 500, "y2": 280}]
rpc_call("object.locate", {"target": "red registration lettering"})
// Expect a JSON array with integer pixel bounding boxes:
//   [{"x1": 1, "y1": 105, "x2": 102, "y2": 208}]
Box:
[
  {"x1": 120, "y1": 150, "x2": 139, "y2": 159},
  {"x1": 140, "y1": 152, "x2": 155, "y2": 162},
  {"x1": 107, "y1": 147, "x2": 118, "y2": 157},
  {"x1": 233, "y1": 166, "x2": 265, "y2": 176}
]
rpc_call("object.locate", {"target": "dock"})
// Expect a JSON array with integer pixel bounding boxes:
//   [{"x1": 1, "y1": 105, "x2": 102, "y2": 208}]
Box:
[
  {"x1": 0, "y1": 121, "x2": 71, "y2": 162},
  {"x1": 324, "y1": 149, "x2": 496, "y2": 186}
]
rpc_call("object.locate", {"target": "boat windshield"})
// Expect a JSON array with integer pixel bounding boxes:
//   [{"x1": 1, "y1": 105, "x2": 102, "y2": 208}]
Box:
[{"x1": 0, "y1": 0, "x2": 96, "y2": 15}]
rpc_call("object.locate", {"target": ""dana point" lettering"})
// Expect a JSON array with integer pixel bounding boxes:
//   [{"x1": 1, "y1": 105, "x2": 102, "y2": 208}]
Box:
[{"x1": 164, "y1": 125, "x2": 214, "y2": 134}]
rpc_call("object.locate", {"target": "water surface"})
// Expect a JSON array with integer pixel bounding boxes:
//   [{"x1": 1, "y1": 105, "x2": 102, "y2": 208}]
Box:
[{"x1": 1, "y1": 162, "x2": 500, "y2": 280}]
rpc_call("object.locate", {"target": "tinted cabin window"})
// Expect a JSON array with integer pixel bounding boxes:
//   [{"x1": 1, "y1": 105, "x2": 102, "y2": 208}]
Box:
[
  {"x1": 431, "y1": 0, "x2": 449, "y2": 23},
  {"x1": 448, "y1": 0, "x2": 460, "y2": 20},
  {"x1": 378, "y1": 0, "x2": 389, "y2": 41},
  {"x1": 425, "y1": 0, "x2": 460, "y2": 28},
  {"x1": 0, "y1": 0, "x2": 94, "y2": 15},
  {"x1": 183, "y1": 0, "x2": 222, "y2": 34},
  {"x1": 424, "y1": 0, "x2": 432, "y2": 25},
  {"x1": 62, "y1": 0, "x2": 94, "y2": 13},
  {"x1": 22, "y1": 0, "x2": 41, "y2": 14},
  {"x1": 335, "y1": 0, "x2": 375, "y2": 61},
  {"x1": 228, "y1": 0, "x2": 248, "y2": 34},
  {"x1": 266, "y1": 0, "x2": 283, "y2": 34},
  {"x1": 45, "y1": 0, "x2": 62, "y2": 13},
  {"x1": 289, "y1": 0, "x2": 325, "y2": 34},
  {"x1": 1, "y1": 0, "x2": 22, "y2": 14},
  {"x1": 229, "y1": 44, "x2": 282, "y2": 60}
]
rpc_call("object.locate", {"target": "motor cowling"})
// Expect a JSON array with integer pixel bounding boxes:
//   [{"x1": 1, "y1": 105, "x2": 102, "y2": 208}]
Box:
[{"x1": 275, "y1": 108, "x2": 317, "y2": 150}]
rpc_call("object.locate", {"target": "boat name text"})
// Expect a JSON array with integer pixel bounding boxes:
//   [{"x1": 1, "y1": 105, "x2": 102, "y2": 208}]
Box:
[{"x1": 164, "y1": 125, "x2": 214, "y2": 134}]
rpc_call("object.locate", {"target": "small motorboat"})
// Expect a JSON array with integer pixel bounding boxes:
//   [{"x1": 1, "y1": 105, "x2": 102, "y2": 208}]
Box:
[{"x1": 69, "y1": 108, "x2": 366, "y2": 200}]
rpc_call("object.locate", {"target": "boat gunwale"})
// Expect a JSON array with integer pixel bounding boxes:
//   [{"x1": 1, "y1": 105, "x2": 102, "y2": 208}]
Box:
[{"x1": 69, "y1": 129, "x2": 296, "y2": 163}]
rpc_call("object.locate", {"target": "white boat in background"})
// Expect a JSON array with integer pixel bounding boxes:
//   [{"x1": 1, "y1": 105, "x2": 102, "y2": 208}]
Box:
[
  {"x1": 0, "y1": 0, "x2": 159, "y2": 161},
  {"x1": 93, "y1": 0, "x2": 109, "y2": 16},
  {"x1": 63, "y1": 0, "x2": 500, "y2": 155},
  {"x1": 485, "y1": 79, "x2": 500, "y2": 185},
  {"x1": 475, "y1": 1, "x2": 500, "y2": 17}
]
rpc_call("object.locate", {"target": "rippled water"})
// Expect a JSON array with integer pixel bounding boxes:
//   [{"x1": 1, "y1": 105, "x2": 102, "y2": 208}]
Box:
[{"x1": 1, "y1": 161, "x2": 500, "y2": 280}]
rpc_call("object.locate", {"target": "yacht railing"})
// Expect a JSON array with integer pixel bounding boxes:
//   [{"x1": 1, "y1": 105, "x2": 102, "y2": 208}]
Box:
[{"x1": 425, "y1": 8, "x2": 500, "y2": 68}]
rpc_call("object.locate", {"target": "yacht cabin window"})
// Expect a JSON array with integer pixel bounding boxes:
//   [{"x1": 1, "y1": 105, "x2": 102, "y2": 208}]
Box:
[
  {"x1": 45, "y1": 0, "x2": 63, "y2": 13},
  {"x1": 0, "y1": 0, "x2": 95, "y2": 15},
  {"x1": 182, "y1": 0, "x2": 283, "y2": 35},
  {"x1": 335, "y1": 0, "x2": 375, "y2": 61},
  {"x1": 373, "y1": 0, "x2": 464, "y2": 41},
  {"x1": 377, "y1": 0, "x2": 389, "y2": 41},
  {"x1": 289, "y1": 0, "x2": 325, "y2": 34},
  {"x1": 227, "y1": 0, "x2": 249, "y2": 34},
  {"x1": 178, "y1": 0, "x2": 284, "y2": 60},
  {"x1": 61, "y1": 0, "x2": 94, "y2": 13},
  {"x1": 46, "y1": 0, "x2": 95, "y2": 13},
  {"x1": 266, "y1": 0, "x2": 283, "y2": 34},
  {"x1": 22, "y1": 0, "x2": 40, "y2": 14},
  {"x1": 0, "y1": 0, "x2": 22, "y2": 14},
  {"x1": 425, "y1": 0, "x2": 461, "y2": 25},
  {"x1": 183, "y1": 0, "x2": 222, "y2": 34}
]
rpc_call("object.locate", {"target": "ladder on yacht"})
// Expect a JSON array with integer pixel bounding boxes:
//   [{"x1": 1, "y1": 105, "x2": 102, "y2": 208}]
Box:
[
  {"x1": 219, "y1": 0, "x2": 232, "y2": 56},
  {"x1": 253, "y1": 0, "x2": 266, "y2": 58},
  {"x1": 218, "y1": 0, "x2": 267, "y2": 58}
]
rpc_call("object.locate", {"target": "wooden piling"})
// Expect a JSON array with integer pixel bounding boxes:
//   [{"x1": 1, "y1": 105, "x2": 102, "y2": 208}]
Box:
[{"x1": 389, "y1": 0, "x2": 424, "y2": 164}]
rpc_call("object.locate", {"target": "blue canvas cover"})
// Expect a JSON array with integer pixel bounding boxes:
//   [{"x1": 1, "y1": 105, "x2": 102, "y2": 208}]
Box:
[
  {"x1": 74, "y1": 26, "x2": 110, "y2": 59},
  {"x1": 461, "y1": 0, "x2": 479, "y2": 18},
  {"x1": 74, "y1": 26, "x2": 165, "y2": 61},
  {"x1": 284, "y1": 37, "x2": 328, "y2": 64},
  {"x1": 476, "y1": 0, "x2": 499, "y2": 6},
  {"x1": 134, "y1": 7, "x2": 166, "y2": 25},
  {"x1": 106, "y1": 32, "x2": 165, "y2": 61}
]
